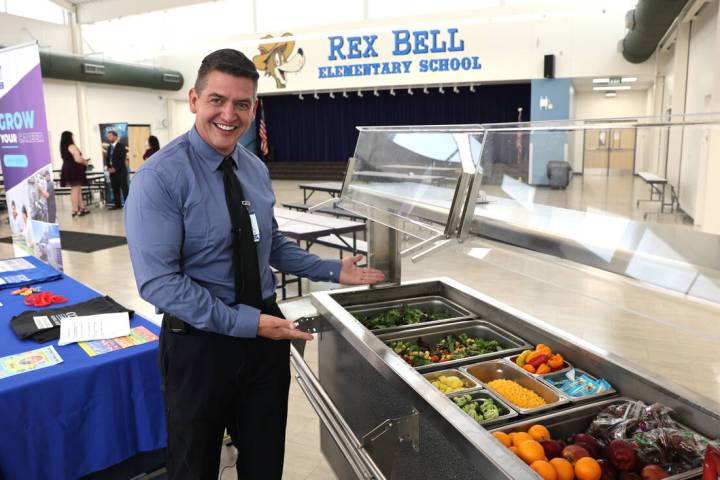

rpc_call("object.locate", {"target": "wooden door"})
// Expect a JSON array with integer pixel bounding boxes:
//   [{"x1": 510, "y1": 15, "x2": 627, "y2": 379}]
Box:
[
  {"x1": 583, "y1": 129, "x2": 609, "y2": 175},
  {"x1": 127, "y1": 125, "x2": 151, "y2": 172},
  {"x1": 608, "y1": 128, "x2": 635, "y2": 175}
]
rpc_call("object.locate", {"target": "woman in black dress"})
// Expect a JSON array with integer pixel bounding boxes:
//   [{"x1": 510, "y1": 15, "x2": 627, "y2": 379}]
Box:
[
  {"x1": 59, "y1": 131, "x2": 90, "y2": 217},
  {"x1": 143, "y1": 135, "x2": 160, "y2": 160}
]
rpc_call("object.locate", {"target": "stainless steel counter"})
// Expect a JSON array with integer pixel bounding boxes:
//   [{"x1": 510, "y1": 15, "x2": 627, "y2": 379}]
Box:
[{"x1": 286, "y1": 278, "x2": 720, "y2": 479}]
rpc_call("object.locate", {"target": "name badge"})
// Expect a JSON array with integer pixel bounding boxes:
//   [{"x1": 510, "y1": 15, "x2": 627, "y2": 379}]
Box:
[{"x1": 249, "y1": 214, "x2": 260, "y2": 242}]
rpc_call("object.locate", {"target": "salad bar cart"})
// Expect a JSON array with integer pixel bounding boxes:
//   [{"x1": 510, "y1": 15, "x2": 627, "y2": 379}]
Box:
[{"x1": 286, "y1": 122, "x2": 720, "y2": 480}]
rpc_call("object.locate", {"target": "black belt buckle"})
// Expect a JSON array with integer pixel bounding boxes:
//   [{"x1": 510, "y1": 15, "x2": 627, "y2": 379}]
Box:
[{"x1": 164, "y1": 314, "x2": 188, "y2": 334}]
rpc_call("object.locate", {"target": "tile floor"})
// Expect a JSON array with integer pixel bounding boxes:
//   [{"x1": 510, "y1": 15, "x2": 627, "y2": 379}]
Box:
[{"x1": 1, "y1": 174, "x2": 717, "y2": 479}]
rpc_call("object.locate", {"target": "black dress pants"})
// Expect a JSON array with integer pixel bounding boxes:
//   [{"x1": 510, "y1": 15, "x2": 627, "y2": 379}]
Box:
[
  {"x1": 110, "y1": 169, "x2": 129, "y2": 207},
  {"x1": 159, "y1": 302, "x2": 290, "y2": 480}
]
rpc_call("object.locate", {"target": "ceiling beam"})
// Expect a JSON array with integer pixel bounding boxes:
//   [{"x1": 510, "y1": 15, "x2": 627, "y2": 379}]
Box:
[
  {"x1": 48, "y1": 0, "x2": 75, "y2": 10},
  {"x1": 75, "y1": 0, "x2": 212, "y2": 24}
]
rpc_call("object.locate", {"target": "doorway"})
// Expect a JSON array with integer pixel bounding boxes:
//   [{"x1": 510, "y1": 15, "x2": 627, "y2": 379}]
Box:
[
  {"x1": 583, "y1": 128, "x2": 636, "y2": 175},
  {"x1": 127, "y1": 124, "x2": 151, "y2": 172}
]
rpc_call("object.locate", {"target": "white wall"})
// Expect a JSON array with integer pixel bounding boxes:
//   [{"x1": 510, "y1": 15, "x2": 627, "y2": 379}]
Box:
[
  {"x1": 43, "y1": 79, "x2": 81, "y2": 169},
  {"x1": 155, "y1": 5, "x2": 655, "y2": 98},
  {"x1": 680, "y1": 0, "x2": 718, "y2": 220},
  {"x1": 573, "y1": 90, "x2": 649, "y2": 120},
  {"x1": 0, "y1": 13, "x2": 72, "y2": 54}
]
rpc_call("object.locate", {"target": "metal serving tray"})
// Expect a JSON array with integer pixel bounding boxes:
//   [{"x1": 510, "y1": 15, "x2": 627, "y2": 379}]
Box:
[
  {"x1": 346, "y1": 295, "x2": 473, "y2": 334},
  {"x1": 379, "y1": 320, "x2": 531, "y2": 373},
  {"x1": 490, "y1": 398, "x2": 703, "y2": 480},
  {"x1": 540, "y1": 368, "x2": 617, "y2": 404},
  {"x1": 506, "y1": 353, "x2": 573, "y2": 377},
  {"x1": 462, "y1": 360, "x2": 569, "y2": 415},
  {"x1": 447, "y1": 389, "x2": 519, "y2": 427},
  {"x1": 423, "y1": 368, "x2": 482, "y2": 396}
]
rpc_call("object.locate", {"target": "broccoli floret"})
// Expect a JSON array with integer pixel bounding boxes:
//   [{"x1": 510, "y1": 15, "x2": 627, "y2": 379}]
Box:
[{"x1": 452, "y1": 394, "x2": 472, "y2": 408}]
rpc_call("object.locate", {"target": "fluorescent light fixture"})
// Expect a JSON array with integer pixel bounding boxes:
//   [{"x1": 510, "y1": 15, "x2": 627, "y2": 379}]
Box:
[
  {"x1": 621, "y1": 76, "x2": 637, "y2": 83},
  {"x1": 329, "y1": 91, "x2": 335, "y2": 99},
  {"x1": 593, "y1": 85, "x2": 631, "y2": 91},
  {"x1": 593, "y1": 78, "x2": 610, "y2": 84},
  {"x1": 298, "y1": 93, "x2": 304, "y2": 100},
  {"x1": 605, "y1": 92, "x2": 617, "y2": 98}
]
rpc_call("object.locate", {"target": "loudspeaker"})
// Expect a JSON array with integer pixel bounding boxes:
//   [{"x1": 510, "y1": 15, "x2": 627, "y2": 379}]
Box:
[{"x1": 544, "y1": 54, "x2": 555, "y2": 79}]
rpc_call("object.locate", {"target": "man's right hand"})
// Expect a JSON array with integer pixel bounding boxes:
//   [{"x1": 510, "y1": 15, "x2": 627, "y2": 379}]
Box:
[{"x1": 258, "y1": 314, "x2": 313, "y2": 341}]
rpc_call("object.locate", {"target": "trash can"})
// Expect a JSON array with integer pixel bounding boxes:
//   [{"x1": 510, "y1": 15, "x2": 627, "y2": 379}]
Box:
[{"x1": 546, "y1": 161, "x2": 572, "y2": 189}]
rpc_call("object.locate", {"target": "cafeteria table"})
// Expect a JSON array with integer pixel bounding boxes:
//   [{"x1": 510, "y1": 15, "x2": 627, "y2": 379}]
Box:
[
  {"x1": 297, "y1": 181, "x2": 343, "y2": 204},
  {"x1": 0, "y1": 262, "x2": 165, "y2": 480},
  {"x1": 274, "y1": 207, "x2": 365, "y2": 252}
]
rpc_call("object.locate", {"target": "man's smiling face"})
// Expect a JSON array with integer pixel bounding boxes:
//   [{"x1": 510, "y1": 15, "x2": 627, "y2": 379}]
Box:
[{"x1": 189, "y1": 71, "x2": 257, "y2": 156}]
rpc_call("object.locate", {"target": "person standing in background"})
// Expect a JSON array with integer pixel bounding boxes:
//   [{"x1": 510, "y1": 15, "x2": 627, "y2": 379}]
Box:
[
  {"x1": 143, "y1": 135, "x2": 161, "y2": 160},
  {"x1": 40, "y1": 170, "x2": 56, "y2": 223},
  {"x1": 105, "y1": 130, "x2": 129, "y2": 210},
  {"x1": 59, "y1": 131, "x2": 90, "y2": 217}
]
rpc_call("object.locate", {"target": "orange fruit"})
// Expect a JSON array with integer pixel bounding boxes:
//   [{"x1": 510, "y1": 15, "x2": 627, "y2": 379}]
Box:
[
  {"x1": 574, "y1": 457, "x2": 601, "y2": 480},
  {"x1": 512, "y1": 431, "x2": 535, "y2": 448},
  {"x1": 492, "y1": 431, "x2": 512, "y2": 448},
  {"x1": 531, "y1": 460, "x2": 558, "y2": 480},
  {"x1": 528, "y1": 424, "x2": 551, "y2": 442},
  {"x1": 517, "y1": 439, "x2": 546, "y2": 465},
  {"x1": 510, "y1": 446, "x2": 518, "y2": 455},
  {"x1": 550, "y1": 458, "x2": 575, "y2": 480}
]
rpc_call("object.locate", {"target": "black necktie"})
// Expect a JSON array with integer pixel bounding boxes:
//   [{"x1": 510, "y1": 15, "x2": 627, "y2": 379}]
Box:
[{"x1": 219, "y1": 156, "x2": 263, "y2": 309}]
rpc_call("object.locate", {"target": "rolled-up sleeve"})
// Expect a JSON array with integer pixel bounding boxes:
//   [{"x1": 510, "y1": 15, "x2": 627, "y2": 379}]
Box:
[
  {"x1": 125, "y1": 169, "x2": 260, "y2": 337},
  {"x1": 269, "y1": 216, "x2": 342, "y2": 283}
]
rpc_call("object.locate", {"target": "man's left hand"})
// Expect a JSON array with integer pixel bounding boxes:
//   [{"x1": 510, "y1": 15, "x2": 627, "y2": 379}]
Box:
[{"x1": 339, "y1": 255, "x2": 385, "y2": 285}]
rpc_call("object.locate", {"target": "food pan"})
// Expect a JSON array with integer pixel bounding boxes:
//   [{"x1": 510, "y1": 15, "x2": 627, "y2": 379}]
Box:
[
  {"x1": 423, "y1": 368, "x2": 482, "y2": 396},
  {"x1": 540, "y1": 368, "x2": 616, "y2": 404},
  {"x1": 461, "y1": 360, "x2": 569, "y2": 415},
  {"x1": 446, "y1": 389, "x2": 518, "y2": 427},
  {"x1": 506, "y1": 353, "x2": 573, "y2": 377},
  {"x1": 347, "y1": 295, "x2": 472, "y2": 334},
  {"x1": 490, "y1": 398, "x2": 704, "y2": 480},
  {"x1": 379, "y1": 320, "x2": 531, "y2": 373}
]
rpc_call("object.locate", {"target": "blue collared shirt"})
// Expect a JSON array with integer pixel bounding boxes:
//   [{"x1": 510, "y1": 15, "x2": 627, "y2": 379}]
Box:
[{"x1": 125, "y1": 127, "x2": 341, "y2": 337}]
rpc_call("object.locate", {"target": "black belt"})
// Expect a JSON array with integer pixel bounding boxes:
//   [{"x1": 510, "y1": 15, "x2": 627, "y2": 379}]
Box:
[{"x1": 164, "y1": 294, "x2": 278, "y2": 334}]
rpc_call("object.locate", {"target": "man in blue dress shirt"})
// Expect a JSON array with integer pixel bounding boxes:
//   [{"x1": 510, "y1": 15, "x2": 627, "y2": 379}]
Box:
[{"x1": 125, "y1": 49, "x2": 384, "y2": 480}]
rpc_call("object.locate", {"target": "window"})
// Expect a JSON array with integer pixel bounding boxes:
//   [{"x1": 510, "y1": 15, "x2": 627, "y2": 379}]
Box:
[{"x1": 5, "y1": 0, "x2": 67, "y2": 25}]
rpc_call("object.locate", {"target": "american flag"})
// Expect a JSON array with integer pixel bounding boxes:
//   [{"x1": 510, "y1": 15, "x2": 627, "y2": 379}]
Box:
[{"x1": 257, "y1": 98, "x2": 269, "y2": 159}]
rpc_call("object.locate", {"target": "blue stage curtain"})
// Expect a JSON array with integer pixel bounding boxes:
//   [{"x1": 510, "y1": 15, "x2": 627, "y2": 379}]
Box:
[{"x1": 260, "y1": 83, "x2": 530, "y2": 162}]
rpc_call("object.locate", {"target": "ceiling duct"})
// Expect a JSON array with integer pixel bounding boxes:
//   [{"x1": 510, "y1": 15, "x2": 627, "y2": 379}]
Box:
[
  {"x1": 37, "y1": 52, "x2": 184, "y2": 91},
  {"x1": 621, "y1": 0, "x2": 690, "y2": 63}
]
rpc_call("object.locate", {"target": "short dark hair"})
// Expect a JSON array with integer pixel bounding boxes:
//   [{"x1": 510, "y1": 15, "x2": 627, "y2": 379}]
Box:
[
  {"x1": 107, "y1": 130, "x2": 118, "y2": 138},
  {"x1": 195, "y1": 49, "x2": 259, "y2": 96}
]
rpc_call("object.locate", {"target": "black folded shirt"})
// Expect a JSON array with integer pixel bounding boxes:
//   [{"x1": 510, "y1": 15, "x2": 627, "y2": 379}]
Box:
[{"x1": 11, "y1": 296, "x2": 134, "y2": 343}]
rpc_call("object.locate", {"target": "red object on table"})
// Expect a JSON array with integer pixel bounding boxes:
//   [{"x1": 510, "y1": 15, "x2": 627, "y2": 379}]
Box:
[{"x1": 23, "y1": 291, "x2": 68, "y2": 307}]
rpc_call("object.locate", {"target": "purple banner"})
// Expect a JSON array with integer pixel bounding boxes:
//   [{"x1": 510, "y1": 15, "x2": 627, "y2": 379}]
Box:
[
  {"x1": 1, "y1": 43, "x2": 63, "y2": 271},
  {"x1": 0, "y1": 64, "x2": 50, "y2": 189}
]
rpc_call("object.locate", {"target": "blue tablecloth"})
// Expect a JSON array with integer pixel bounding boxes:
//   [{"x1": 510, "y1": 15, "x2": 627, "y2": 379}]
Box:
[{"x1": 0, "y1": 271, "x2": 166, "y2": 480}]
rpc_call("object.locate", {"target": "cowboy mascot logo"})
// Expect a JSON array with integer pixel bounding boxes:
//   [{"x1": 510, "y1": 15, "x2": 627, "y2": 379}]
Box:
[{"x1": 252, "y1": 33, "x2": 305, "y2": 89}]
